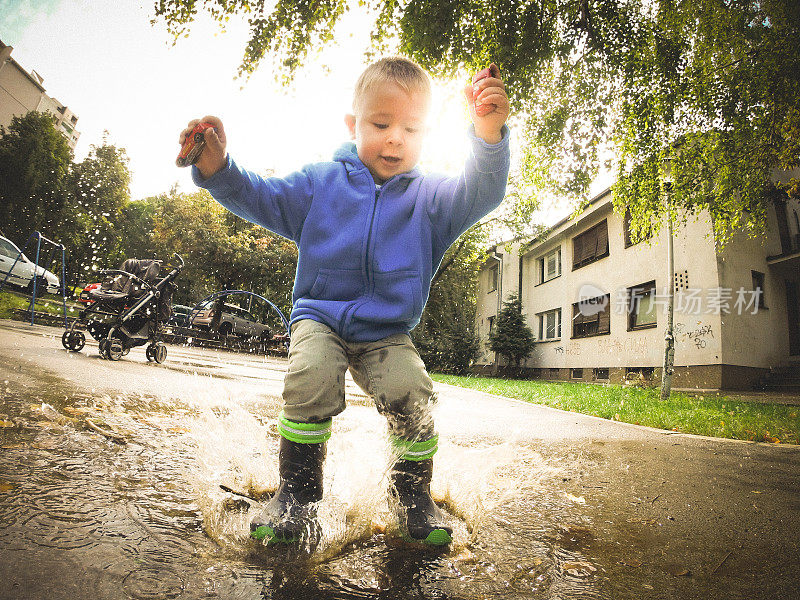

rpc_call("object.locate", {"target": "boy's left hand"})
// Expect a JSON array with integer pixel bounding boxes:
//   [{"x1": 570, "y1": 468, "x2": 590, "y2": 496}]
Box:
[{"x1": 464, "y1": 63, "x2": 509, "y2": 145}]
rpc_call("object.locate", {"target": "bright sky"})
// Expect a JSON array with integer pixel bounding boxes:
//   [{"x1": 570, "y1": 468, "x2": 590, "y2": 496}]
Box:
[{"x1": 1, "y1": 0, "x2": 478, "y2": 201}]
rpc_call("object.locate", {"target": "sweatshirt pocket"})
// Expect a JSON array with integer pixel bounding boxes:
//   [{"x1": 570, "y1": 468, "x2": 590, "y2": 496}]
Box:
[
  {"x1": 309, "y1": 268, "x2": 363, "y2": 301},
  {"x1": 356, "y1": 269, "x2": 422, "y2": 324}
]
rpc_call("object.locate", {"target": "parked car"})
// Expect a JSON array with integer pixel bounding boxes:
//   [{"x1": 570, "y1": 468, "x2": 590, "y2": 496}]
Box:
[
  {"x1": 190, "y1": 300, "x2": 271, "y2": 339},
  {"x1": 169, "y1": 304, "x2": 193, "y2": 327},
  {"x1": 0, "y1": 235, "x2": 60, "y2": 294}
]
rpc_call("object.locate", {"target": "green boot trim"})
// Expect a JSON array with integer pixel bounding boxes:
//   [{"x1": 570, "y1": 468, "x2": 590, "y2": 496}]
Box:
[
  {"x1": 278, "y1": 411, "x2": 332, "y2": 444},
  {"x1": 250, "y1": 525, "x2": 299, "y2": 545},
  {"x1": 400, "y1": 527, "x2": 452, "y2": 546},
  {"x1": 391, "y1": 434, "x2": 438, "y2": 461}
]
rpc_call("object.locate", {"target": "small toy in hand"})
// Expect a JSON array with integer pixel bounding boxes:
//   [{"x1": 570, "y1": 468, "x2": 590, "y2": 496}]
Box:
[
  {"x1": 472, "y1": 65, "x2": 500, "y2": 117},
  {"x1": 176, "y1": 122, "x2": 215, "y2": 167}
]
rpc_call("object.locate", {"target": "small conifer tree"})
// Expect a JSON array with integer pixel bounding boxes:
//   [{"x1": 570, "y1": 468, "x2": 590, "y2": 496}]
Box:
[{"x1": 488, "y1": 292, "x2": 535, "y2": 371}]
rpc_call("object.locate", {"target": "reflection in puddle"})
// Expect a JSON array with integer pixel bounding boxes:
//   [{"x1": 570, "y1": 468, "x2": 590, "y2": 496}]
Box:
[{"x1": 0, "y1": 376, "x2": 611, "y2": 599}]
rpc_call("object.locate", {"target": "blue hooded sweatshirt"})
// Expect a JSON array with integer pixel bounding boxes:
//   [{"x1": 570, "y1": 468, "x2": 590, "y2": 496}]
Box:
[{"x1": 193, "y1": 125, "x2": 511, "y2": 343}]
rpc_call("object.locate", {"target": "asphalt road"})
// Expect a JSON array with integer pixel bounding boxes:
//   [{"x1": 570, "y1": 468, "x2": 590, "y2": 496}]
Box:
[{"x1": 1, "y1": 319, "x2": 799, "y2": 599}]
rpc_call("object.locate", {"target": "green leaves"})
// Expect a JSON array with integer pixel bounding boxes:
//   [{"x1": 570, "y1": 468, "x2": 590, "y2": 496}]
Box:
[{"x1": 151, "y1": 0, "x2": 800, "y2": 243}]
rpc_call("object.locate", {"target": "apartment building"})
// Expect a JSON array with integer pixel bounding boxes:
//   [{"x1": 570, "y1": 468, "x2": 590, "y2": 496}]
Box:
[
  {"x1": 476, "y1": 186, "x2": 800, "y2": 391},
  {"x1": 0, "y1": 40, "x2": 80, "y2": 149}
]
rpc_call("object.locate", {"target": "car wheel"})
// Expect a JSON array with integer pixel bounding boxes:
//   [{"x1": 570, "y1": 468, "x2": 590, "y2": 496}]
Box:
[{"x1": 27, "y1": 276, "x2": 45, "y2": 294}]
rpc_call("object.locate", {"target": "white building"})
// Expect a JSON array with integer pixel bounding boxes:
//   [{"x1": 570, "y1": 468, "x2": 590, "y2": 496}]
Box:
[
  {"x1": 476, "y1": 187, "x2": 800, "y2": 391},
  {"x1": 0, "y1": 40, "x2": 80, "y2": 149}
]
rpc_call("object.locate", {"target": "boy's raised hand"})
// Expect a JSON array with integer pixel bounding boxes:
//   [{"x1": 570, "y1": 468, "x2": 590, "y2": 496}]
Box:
[
  {"x1": 464, "y1": 63, "x2": 509, "y2": 145},
  {"x1": 179, "y1": 115, "x2": 227, "y2": 179}
]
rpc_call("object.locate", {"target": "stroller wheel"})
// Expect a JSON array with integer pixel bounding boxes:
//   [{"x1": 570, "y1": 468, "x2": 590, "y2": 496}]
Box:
[
  {"x1": 62, "y1": 331, "x2": 86, "y2": 352},
  {"x1": 145, "y1": 345, "x2": 155, "y2": 362},
  {"x1": 99, "y1": 339, "x2": 110, "y2": 359},
  {"x1": 154, "y1": 343, "x2": 167, "y2": 364},
  {"x1": 107, "y1": 339, "x2": 124, "y2": 361}
]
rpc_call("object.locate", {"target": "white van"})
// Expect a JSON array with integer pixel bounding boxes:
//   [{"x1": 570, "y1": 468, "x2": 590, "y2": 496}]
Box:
[{"x1": 0, "y1": 235, "x2": 61, "y2": 294}]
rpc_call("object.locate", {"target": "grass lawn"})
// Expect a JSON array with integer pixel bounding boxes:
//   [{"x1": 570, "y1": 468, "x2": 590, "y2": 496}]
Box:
[
  {"x1": 0, "y1": 289, "x2": 83, "y2": 320},
  {"x1": 432, "y1": 374, "x2": 800, "y2": 445}
]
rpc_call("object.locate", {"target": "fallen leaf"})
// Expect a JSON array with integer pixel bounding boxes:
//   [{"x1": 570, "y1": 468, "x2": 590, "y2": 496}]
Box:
[
  {"x1": 666, "y1": 566, "x2": 692, "y2": 577},
  {"x1": 0, "y1": 419, "x2": 14, "y2": 428},
  {"x1": 0, "y1": 480, "x2": 15, "y2": 493},
  {"x1": 566, "y1": 493, "x2": 586, "y2": 504}
]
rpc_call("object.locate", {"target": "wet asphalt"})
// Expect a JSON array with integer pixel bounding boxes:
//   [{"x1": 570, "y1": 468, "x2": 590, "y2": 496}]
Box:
[{"x1": 1, "y1": 319, "x2": 799, "y2": 599}]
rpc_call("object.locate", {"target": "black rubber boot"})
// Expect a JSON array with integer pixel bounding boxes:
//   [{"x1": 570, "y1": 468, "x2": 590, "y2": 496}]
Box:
[
  {"x1": 390, "y1": 458, "x2": 453, "y2": 545},
  {"x1": 250, "y1": 436, "x2": 326, "y2": 544}
]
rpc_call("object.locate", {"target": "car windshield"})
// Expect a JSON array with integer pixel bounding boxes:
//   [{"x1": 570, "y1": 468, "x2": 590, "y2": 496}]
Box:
[{"x1": 0, "y1": 238, "x2": 28, "y2": 262}]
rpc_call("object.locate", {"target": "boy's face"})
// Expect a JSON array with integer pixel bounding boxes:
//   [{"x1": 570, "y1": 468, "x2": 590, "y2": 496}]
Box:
[{"x1": 345, "y1": 82, "x2": 429, "y2": 185}]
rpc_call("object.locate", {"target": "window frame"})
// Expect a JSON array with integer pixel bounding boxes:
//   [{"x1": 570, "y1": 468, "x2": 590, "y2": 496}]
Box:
[
  {"x1": 627, "y1": 280, "x2": 658, "y2": 331},
  {"x1": 623, "y1": 208, "x2": 653, "y2": 248},
  {"x1": 572, "y1": 220, "x2": 610, "y2": 270},
  {"x1": 487, "y1": 264, "x2": 498, "y2": 293},
  {"x1": 537, "y1": 246, "x2": 562, "y2": 285},
  {"x1": 537, "y1": 307, "x2": 562, "y2": 341},
  {"x1": 571, "y1": 294, "x2": 611, "y2": 339},
  {"x1": 751, "y1": 270, "x2": 767, "y2": 309}
]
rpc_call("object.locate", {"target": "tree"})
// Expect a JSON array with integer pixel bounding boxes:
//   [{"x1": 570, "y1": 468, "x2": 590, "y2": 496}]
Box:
[
  {"x1": 150, "y1": 189, "x2": 297, "y2": 312},
  {"x1": 488, "y1": 292, "x2": 535, "y2": 372},
  {"x1": 60, "y1": 140, "x2": 132, "y2": 282},
  {"x1": 412, "y1": 227, "x2": 485, "y2": 374},
  {"x1": 0, "y1": 111, "x2": 72, "y2": 245},
  {"x1": 152, "y1": 0, "x2": 800, "y2": 244}
]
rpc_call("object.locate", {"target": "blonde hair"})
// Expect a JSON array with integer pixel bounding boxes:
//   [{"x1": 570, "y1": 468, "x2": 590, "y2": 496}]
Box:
[{"x1": 352, "y1": 57, "x2": 431, "y2": 113}]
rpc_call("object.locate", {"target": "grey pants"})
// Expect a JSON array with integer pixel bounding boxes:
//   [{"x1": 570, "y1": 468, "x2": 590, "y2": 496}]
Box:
[{"x1": 282, "y1": 319, "x2": 436, "y2": 442}]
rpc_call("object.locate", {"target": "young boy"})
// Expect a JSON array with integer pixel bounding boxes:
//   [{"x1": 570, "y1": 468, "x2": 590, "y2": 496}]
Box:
[{"x1": 181, "y1": 57, "x2": 510, "y2": 546}]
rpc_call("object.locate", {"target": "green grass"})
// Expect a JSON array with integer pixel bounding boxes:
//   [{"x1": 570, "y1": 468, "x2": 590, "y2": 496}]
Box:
[
  {"x1": 0, "y1": 289, "x2": 82, "y2": 320},
  {"x1": 432, "y1": 374, "x2": 800, "y2": 445}
]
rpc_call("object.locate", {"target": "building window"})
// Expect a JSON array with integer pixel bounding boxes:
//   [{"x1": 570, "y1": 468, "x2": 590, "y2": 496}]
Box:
[
  {"x1": 593, "y1": 368, "x2": 609, "y2": 380},
  {"x1": 549, "y1": 368, "x2": 560, "y2": 378},
  {"x1": 572, "y1": 220, "x2": 609, "y2": 270},
  {"x1": 628, "y1": 281, "x2": 658, "y2": 330},
  {"x1": 572, "y1": 294, "x2": 611, "y2": 338},
  {"x1": 537, "y1": 247, "x2": 561, "y2": 284},
  {"x1": 751, "y1": 271, "x2": 767, "y2": 308},
  {"x1": 537, "y1": 308, "x2": 562, "y2": 341},
  {"x1": 623, "y1": 208, "x2": 653, "y2": 248},
  {"x1": 487, "y1": 315, "x2": 495, "y2": 333},
  {"x1": 571, "y1": 368, "x2": 584, "y2": 379},
  {"x1": 488, "y1": 264, "x2": 498, "y2": 293}
]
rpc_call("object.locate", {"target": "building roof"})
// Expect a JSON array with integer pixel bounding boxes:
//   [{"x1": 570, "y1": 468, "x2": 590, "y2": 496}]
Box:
[
  {"x1": 0, "y1": 40, "x2": 47, "y2": 93},
  {"x1": 521, "y1": 187, "x2": 613, "y2": 257}
]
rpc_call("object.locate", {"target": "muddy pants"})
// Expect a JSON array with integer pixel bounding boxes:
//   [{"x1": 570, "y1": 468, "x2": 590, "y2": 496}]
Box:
[{"x1": 281, "y1": 319, "x2": 437, "y2": 453}]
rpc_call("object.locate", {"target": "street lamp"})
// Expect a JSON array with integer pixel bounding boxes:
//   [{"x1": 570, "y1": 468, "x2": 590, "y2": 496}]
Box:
[{"x1": 660, "y1": 156, "x2": 675, "y2": 401}]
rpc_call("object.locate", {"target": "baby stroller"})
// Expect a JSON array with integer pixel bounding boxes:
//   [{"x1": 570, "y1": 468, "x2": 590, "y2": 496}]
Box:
[{"x1": 62, "y1": 254, "x2": 184, "y2": 362}]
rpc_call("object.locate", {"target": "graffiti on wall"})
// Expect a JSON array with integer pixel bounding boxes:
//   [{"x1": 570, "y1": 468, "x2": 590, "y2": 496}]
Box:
[{"x1": 675, "y1": 322, "x2": 714, "y2": 349}]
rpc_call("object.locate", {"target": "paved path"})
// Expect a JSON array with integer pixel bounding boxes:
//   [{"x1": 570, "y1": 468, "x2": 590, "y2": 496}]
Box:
[{"x1": 1, "y1": 319, "x2": 799, "y2": 599}]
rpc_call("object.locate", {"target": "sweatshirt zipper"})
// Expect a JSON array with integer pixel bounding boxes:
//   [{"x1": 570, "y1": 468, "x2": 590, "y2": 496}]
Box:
[{"x1": 341, "y1": 175, "x2": 381, "y2": 337}]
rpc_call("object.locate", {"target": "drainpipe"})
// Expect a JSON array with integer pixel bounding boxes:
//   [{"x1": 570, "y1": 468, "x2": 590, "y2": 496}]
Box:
[{"x1": 491, "y1": 249, "x2": 503, "y2": 371}]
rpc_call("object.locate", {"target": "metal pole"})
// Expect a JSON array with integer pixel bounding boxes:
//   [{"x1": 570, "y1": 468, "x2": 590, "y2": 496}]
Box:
[
  {"x1": 60, "y1": 245, "x2": 68, "y2": 329},
  {"x1": 29, "y1": 232, "x2": 42, "y2": 325},
  {"x1": 660, "y1": 215, "x2": 675, "y2": 400}
]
